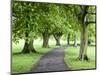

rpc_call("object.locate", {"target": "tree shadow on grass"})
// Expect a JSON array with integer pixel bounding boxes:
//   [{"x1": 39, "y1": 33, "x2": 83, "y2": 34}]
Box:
[
  {"x1": 12, "y1": 51, "x2": 47, "y2": 56},
  {"x1": 70, "y1": 57, "x2": 95, "y2": 63},
  {"x1": 12, "y1": 52, "x2": 22, "y2": 55}
]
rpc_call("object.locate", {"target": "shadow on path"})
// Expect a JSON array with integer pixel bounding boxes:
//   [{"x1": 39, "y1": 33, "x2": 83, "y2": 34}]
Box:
[{"x1": 31, "y1": 47, "x2": 70, "y2": 73}]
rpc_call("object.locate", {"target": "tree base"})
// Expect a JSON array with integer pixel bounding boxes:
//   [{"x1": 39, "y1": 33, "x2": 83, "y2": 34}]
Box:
[
  {"x1": 21, "y1": 39, "x2": 37, "y2": 54},
  {"x1": 21, "y1": 43, "x2": 37, "y2": 54},
  {"x1": 56, "y1": 43, "x2": 61, "y2": 46},
  {"x1": 78, "y1": 55, "x2": 89, "y2": 61},
  {"x1": 42, "y1": 45, "x2": 49, "y2": 48},
  {"x1": 22, "y1": 49, "x2": 36, "y2": 54}
]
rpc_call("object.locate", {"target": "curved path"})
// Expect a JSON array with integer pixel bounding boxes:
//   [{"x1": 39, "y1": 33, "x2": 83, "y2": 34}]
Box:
[{"x1": 31, "y1": 47, "x2": 70, "y2": 73}]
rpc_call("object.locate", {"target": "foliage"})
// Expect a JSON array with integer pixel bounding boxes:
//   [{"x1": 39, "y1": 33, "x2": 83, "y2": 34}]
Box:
[
  {"x1": 12, "y1": 2, "x2": 85, "y2": 42},
  {"x1": 88, "y1": 24, "x2": 96, "y2": 42},
  {"x1": 12, "y1": 1, "x2": 39, "y2": 43},
  {"x1": 12, "y1": 1, "x2": 96, "y2": 42}
]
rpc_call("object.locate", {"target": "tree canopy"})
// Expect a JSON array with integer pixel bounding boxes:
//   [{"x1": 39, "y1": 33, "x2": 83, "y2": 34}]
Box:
[{"x1": 12, "y1": 1, "x2": 96, "y2": 57}]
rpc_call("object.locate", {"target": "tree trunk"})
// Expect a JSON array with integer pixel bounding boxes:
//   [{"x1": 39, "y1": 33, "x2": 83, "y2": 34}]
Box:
[
  {"x1": 22, "y1": 30, "x2": 36, "y2": 53},
  {"x1": 67, "y1": 33, "x2": 70, "y2": 46},
  {"x1": 74, "y1": 33, "x2": 77, "y2": 47},
  {"x1": 22, "y1": 39, "x2": 36, "y2": 53},
  {"x1": 53, "y1": 34, "x2": 62, "y2": 46},
  {"x1": 42, "y1": 33, "x2": 50, "y2": 48},
  {"x1": 55, "y1": 38, "x2": 60, "y2": 46},
  {"x1": 79, "y1": 24, "x2": 88, "y2": 61},
  {"x1": 77, "y1": 6, "x2": 92, "y2": 61}
]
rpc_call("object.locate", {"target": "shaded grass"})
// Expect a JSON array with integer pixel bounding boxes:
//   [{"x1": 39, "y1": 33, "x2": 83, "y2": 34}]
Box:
[
  {"x1": 12, "y1": 40, "x2": 56, "y2": 73},
  {"x1": 64, "y1": 46, "x2": 96, "y2": 70}
]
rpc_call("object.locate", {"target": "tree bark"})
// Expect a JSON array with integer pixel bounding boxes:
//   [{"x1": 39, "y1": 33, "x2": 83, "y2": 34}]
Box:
[
  {"x1": 53, "y1": 33, "x2": 62, "y2": 46},
  {"x1": 76, "y1": 6, "x2": 95, "y2": 61},
  {"x1": 55, "y1": 38, "x2": 60, "y2": 46},
  {"x1": 78, "y1": 6, "x2": 89, "y2": 61},
  {"x1": 22, "y1": 39, "x2": 36, "y2": 53},
  {"x1": 42, "y1": 33, "x2": 50, "y2": 48},
  {"x1": 79, "y1": 24, "x2": 88, "y2": 61},
  {"x1": 22, "y1": 30, "x2": 36, "y2": 53},
  {"x1": 74, "y1": 33, "x2": 77, "y2": 47},
  {"x1": 67, "y1": 33, "x2": 70, "y2": 46}
]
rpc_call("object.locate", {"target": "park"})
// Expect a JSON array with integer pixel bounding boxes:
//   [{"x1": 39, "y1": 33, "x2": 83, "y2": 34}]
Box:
[{"x1": 12, "y1": 1, "x2": 96, "y2": 74}]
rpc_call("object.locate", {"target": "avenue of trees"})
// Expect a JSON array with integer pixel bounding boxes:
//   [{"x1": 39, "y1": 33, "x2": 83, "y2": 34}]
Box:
[{"x1": 12, "y1": 1, "x2": 96, "y2": 61}]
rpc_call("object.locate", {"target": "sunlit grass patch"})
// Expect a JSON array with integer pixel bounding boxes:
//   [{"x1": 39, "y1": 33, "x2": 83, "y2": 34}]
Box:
[{"x1": 64, "y1": 46, "x2": 96, "y2": 70}]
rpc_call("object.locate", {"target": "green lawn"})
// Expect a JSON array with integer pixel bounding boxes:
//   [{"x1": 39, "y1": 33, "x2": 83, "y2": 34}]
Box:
[
  {"x1": 64, "y1": 46, "x2": 96, "y2": 70},
  {"x1": 12, "y1": 39, "x2": 96, "y2": 73},
  {"x1": 12, "y1": 39, "x2": 57, "y2": 73}
]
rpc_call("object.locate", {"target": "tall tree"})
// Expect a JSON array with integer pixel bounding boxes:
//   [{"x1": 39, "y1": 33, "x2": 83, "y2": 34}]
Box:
[
  {"x1": 34, "y1": 3, "x2": 54, "y2": 48},
  {"x1": 74, "y1": 5, "x2": 96, "y2": 61},
  {"x1": 12, "y1": 1, "x2": 38, "y2": 53}
]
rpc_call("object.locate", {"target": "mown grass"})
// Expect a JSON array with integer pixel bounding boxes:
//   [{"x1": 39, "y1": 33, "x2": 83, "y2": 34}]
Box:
[
  {"x1": 64, "y1": 46, "x2": 96, "y2": 70},
  {"x1": 12, "y1": 39, "x2": 96, "y2": 73},
  {"x1": 12, "y1": 39, "x2": 57, "y2": 73}
]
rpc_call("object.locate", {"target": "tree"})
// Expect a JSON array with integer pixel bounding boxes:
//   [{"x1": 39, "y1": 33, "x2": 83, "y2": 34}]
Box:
[
  {"x1": 74, "y1": 5, "x2": 96, "y2": 61},
  {"x1": 52, "y1": 5, "x2": 68, "y2": 46},
  {"x1": 12, "y1": 1, "x2": 38, "y2": 53},
  {"x1": 34, "y1": 3, "x2": 56, "y2": 48},
  {"x1": 53, "y1": 32, "x2": 63, "y2": 46},
  {"x1": 35, "y1": 4, "x2": 69, "y2": 47}
]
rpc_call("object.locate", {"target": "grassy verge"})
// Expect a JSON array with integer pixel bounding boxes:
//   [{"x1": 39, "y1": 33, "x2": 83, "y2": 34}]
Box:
[
  {"x1": 12, "y1": 40, "x2": 56, "y2": 73},
  {"x1": 64, "y1": 46, "x2": 96, "y2": 70}
]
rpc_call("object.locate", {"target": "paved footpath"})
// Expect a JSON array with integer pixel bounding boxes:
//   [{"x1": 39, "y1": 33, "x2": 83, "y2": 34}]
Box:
[{"x1": 31, "y1": 47, "x2": 70, "y2": 73}]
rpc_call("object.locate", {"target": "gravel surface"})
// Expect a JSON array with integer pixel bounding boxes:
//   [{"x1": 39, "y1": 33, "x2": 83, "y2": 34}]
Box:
[{"x1": 31, "y1": 47, "x2": 70, "y2": 73}]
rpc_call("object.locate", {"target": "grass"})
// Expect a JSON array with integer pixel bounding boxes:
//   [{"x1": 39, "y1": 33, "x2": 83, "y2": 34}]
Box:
[
  {"x1": 12, "y1": 39, "x2": 57, "y2": 73},
  {"x1": 12, "y1": 39, "x2": 96, "y2": 73},
  {"x1": 64, "y1": 46, "x2": 96, "y2": 70}
]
